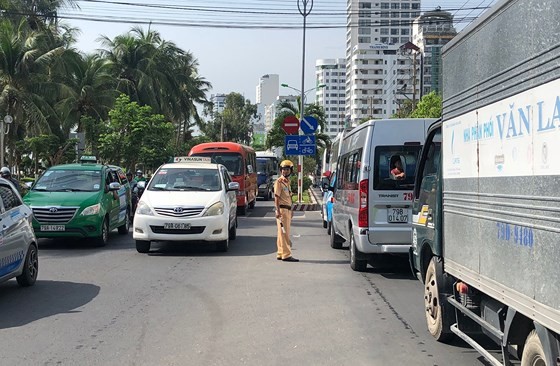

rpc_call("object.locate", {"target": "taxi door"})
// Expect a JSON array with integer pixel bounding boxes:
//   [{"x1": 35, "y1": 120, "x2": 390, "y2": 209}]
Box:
[
  {"x1": 0, "y1": 182, "x2": 29, "y2": 278},
  {"x1": 105, "y1": 170, "x2": 122, "y2": 229}
]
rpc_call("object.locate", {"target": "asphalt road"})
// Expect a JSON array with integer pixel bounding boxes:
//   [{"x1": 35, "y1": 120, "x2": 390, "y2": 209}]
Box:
[{"x1": 0, "y1": 199, "x2": 498, "y2": 366}]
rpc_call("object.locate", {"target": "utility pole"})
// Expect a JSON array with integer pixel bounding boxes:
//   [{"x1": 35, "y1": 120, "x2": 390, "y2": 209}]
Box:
[{"x1": 412, "y1": 52, "x2": 417, "y2": 107}]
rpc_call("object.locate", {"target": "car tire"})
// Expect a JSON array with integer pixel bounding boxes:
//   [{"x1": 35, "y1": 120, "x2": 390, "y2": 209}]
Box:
[
  {"x1": 216, "y1": 237, "x2": 229, "y2": 252},
  {"x1": 350, "y1": 231, "x2": 367, "y2": 272},
  {"x1": 16, "y1": 244, "x2": 38, "y2": 287},
  {"x1": 136, "y1": 240, "x2": 151, "y2": 253},
  {"x1": 263, "y1": 190, "x2": 269, "y2": 201},
  {"x1": 229, "y1": 220, "x2": 237, "y2": 240},
  {"x1": 95, "y1": 217, "x2": 109, "y2": 247},
  {"x1": 330, "y1": 221, "x2": 343, "y2": 249},
  {"x1": 118, "y1": 210, "x2": 130, "y2": 235}
]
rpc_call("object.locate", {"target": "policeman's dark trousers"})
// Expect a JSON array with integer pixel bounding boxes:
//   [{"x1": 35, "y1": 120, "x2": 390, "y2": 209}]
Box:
[{"x1": 276, "y1": 208, "x2": 292, "y2": 259}]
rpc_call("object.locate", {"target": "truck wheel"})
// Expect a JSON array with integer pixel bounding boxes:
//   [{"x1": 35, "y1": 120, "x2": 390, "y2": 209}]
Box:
[
  {"x1": 118, "y1": 210, "x2": 130, "y2": 235},
  {"x1": 16, "y1": 244, "x2": 38, "y2": 287},
  {"x1": 520, "y1": 330, "x2": 546, "y2": 366},
  {"x1": 350, "y1": 232, "x2": 367, "y2": 272},
  {"x1": 136, "y1": 240, "x2": 150, "y2": 253},
  {"x1": 95, "y1": 218, "x2": 109, "y2": 247},
  {"x1": 329, "y1": 221, "x2": 342, "y2": 249},
  {"x1": 425, "y1": 258, "x2": 453, "y2": 342}
]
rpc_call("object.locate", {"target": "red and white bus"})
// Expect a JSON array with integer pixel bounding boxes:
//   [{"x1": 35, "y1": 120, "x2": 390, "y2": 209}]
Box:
[{"x1": 189, "y1": 142, "x2": 257, "y2": 215}]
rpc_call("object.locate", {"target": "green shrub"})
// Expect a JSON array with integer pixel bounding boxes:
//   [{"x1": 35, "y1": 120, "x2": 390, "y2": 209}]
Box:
[{"x1": 290, "y1": 175, "x2": 312, "y2": 193}]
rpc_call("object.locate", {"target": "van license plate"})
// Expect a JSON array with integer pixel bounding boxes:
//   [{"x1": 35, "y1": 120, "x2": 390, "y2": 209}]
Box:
[
  {"x1": 41, "y1": 225, "x2": 65, "y2": 231},
  {"x1": 387, "y1": 209, "x2": 408, "y2": 223},
  {"x1": 164, "y1": 223, "x2": 191, "y2": 230}
]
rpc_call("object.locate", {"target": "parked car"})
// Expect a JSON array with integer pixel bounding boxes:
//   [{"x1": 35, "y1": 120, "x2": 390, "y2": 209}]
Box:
[
  {"x1": 0, "y1": 177, "x2": 38, "y2": 287},
  {"x1": 133, "y1": 157, "x2": 239, "y2": 253},
  {"x1": 23, "y1": 156, "x2": 131, "y2": 246}
]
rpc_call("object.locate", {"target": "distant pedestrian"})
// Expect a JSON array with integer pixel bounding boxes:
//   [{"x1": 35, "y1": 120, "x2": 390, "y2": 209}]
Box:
[{"x1": 274, "y1": 160, "x2": 298, "y2": 262}]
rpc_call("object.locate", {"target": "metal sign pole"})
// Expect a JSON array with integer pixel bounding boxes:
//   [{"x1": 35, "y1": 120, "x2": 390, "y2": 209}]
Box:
[{"x1": 297, "y1": 0, "x2": 313, "y2": 204}]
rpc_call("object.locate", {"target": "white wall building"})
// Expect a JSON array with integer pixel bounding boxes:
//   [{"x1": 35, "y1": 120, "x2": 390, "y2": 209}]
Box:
[
  {"x1": 256, "y1": 74, "x2": 279, "y2": 106},
  {"x1": 316, "y1": 58, "x2": 346, "y2": 139},
  {"x1": 346, "y1": 0, "x2": 421, "y2": 124}
]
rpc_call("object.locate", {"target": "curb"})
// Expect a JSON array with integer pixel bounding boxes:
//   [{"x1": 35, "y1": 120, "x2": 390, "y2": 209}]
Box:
[{"x1": 292, "y1": 189, "x2": 320, "y2": 211}]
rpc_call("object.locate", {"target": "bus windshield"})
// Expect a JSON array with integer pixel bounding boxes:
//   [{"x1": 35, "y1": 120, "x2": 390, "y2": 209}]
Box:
[{"x1": 190, "y1": 152, "x2": 243, "y2": 176}]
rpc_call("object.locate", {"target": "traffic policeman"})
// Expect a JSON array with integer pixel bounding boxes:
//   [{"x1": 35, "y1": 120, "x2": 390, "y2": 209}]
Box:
[{"x1": 274, "y1": 160, "x2": 299, "y2": 262}]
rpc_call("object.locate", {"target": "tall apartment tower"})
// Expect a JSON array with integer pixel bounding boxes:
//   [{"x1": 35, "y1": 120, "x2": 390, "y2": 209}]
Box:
[
  {"x1": 315, "y1": 58, "x2": 346, "y2": 139},
  {"x1": 346, "y1": 0, "x2": 421, "y2": 125},
  {"x1": 256, "y1": 74, "x2": 279, "y2": 105},
  {"x1": 412, "y1": 8, "x2": 457, "y2": 96}
]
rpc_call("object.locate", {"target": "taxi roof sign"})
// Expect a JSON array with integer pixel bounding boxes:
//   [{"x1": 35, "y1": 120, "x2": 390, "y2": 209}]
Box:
[
  {"x1": 173, "y1": 156, "x2": 212, "y2": 163},
  {"x1": 80, "y1": 155, "x2": 98, "y2": 163}
]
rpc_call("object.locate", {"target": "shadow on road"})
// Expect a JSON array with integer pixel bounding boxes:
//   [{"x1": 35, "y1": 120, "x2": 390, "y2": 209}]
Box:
[
  {"x1": 147, "y1": 235, "x2": 277, "y2": 257},
  {"x1": 0, "y1": 280, "x2": 100, "y2": 329}
]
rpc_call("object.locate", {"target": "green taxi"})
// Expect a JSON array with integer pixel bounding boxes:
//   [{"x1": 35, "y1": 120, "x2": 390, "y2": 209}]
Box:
[{"x1": 23, "y1": 157, "x2": 131, "y2": 246}]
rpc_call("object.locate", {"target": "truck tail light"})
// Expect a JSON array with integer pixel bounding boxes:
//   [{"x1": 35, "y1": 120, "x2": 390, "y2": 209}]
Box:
[{"x1": 358, "y1": 179, "x2": 368, "y2": 228}]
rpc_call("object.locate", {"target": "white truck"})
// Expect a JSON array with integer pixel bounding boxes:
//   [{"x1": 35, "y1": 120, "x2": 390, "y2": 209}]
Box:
[{"x1": 410, "y1": 0, "x2": 560, "y2": 365}]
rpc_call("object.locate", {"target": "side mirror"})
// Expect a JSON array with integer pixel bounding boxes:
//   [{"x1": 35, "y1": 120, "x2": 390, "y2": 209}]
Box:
[
  {"x1": 247, "y1": 165, "x2": 254, "y2": 174},
  {"x1": 227, "y1": 182, "x2": 240, "y2": 191},
  {"x1": 108, "y1": 182, "x2": 121, "y2": 191},
  {"x1": 137, "y1": 181, "x2": 146, "y2": 189}
]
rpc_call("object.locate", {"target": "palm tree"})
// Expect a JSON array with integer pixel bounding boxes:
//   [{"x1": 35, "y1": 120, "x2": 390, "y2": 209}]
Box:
[{"x1": 1, "y1": 0, "x2": 79, "y2": 29}]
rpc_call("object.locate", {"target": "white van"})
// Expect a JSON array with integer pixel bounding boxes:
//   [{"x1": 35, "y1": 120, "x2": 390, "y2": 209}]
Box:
[{"x1": 330, "y1": 118, "x2": 435, "y2": 271}]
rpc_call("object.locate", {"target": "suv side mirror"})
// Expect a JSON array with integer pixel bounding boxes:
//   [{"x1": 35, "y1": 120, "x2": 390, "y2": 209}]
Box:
[
  {"x1": 108, "y1": 182, "x2": 121, "y2": 191},
  {"x1": 227, "y1": 182, "x2": 240, "y2": 191}
]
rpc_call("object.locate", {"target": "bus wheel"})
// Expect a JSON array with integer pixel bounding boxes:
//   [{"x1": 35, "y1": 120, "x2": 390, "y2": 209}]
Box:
[
  {"x1": 521, "y1": 330, "x2": 546, "y2": 366},
  {"x1": 425, "y1": 258, "x2": 453, "y2": 342}
]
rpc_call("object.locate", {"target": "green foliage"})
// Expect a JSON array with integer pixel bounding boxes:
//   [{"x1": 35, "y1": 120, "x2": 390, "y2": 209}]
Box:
[
  {"x1": 410, "y1": 91, "x2": 442, "y2": 118},
  {"x1": 202, "y1": 92, "x2": 257, "y2": 144},
  {"x1": 98, "y1": 94, "x2": 174, "y2": 172},
  {"x1": 289, "y1": 175, "x2": 312, "y2": 193}
]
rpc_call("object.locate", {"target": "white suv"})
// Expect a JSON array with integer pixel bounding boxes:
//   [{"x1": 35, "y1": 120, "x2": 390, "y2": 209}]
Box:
[
  {"x1": 133, "y1": 158, "x2": 239, "y2": 253},
  {"x1": 0, "y1": 178, "x2": 38, "y2": 287}
]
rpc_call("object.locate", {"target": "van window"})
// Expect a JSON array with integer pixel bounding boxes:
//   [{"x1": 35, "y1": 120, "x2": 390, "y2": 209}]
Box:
[
  {"x1": 373, "y1": 145, "x2": 421, "y2": 190},
  {"x1": 339, "y1": 149, "x2": 362, "y2": 190},
  {"x1": 192, "y1": 152, "x2": 244, "y2": 176}
]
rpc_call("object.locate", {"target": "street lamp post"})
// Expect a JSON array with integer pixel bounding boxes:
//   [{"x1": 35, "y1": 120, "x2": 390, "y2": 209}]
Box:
[{"x1": 1, "y1": 114, "x2": 13, "y2": 167}]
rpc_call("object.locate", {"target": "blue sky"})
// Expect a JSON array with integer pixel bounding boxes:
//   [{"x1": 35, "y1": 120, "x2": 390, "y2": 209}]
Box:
[{"x1": 64, "y1": 0, "x2": 495, "y2": 103}]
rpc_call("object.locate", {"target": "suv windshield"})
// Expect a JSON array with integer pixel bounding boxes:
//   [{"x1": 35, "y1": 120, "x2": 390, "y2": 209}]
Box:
[
  {"x1": 33, "y1": 170, "x2": 102, "y2": 192},
  {"x1": 190, "y1": 153, "x2": 243, "y2": 176},
  {"x1": 148, "y1": 168, "x2": 221, "y2": 191}
]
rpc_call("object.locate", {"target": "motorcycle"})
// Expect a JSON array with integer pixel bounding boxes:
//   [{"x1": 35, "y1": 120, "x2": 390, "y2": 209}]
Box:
[{"x1": 130, "y1": 180, "x2": 146, "y2": 224}]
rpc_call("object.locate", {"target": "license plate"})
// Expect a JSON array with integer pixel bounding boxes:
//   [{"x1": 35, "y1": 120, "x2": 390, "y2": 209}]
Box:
[
  {"x1": 387, "y1": 208, "x2": 408, "y2": 223},
  {"x1": 163, "y1": 223, "x2": 191, "y2": 230},
  {"x1": 41, "y1": 225, "x2": 65, "y2": 231}
]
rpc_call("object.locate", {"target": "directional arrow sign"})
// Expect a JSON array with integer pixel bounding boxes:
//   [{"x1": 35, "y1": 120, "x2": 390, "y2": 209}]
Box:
[
  {"x1": 300, "y1": 115, "x2": 318, "y2": 134},
  {"x1": 282, "y1": 116, "x2": 300, "y2": 135}
]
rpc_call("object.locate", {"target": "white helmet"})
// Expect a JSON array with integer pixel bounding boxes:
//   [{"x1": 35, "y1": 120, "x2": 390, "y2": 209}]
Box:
[{"x1": 0, "y1": 167, "x2": 10, "y2": 177}]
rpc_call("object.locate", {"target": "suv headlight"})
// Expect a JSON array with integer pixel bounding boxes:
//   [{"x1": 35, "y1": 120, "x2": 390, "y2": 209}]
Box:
[
  {"x1": 81, "y1": 203, "x2": 100, "y2": 216},
  {"x1": 136, "y1": 201, "x2": 154, "y2": 216},
  {"x1": 204, "y1": 202, "x2": 224, "y2": 216}
]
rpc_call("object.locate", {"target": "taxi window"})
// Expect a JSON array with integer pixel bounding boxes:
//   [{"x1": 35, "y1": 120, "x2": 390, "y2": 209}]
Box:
[
  {"x1": 149, "y1": 168, "x2": 221, "y2": 191},
  {"x1": 33, "y1": 170, "x2": 102, "y2": 192},
  {"x1": 0, "y1": 183, "x2": 22, "y2": 211}
]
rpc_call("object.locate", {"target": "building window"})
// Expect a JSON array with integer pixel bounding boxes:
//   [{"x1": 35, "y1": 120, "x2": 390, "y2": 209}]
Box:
[{"x1": 380, "y1": 2, "x2": 389, "y2": 9}]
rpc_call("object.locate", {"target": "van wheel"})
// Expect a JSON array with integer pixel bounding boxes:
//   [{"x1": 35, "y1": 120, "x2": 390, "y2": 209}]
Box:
[
  {"x1": 327, "y1": 221, "x2": 332, "y2": 235},
  {"x1": 16, "y1": 244, "x2": 38, "y2": 287},
  {"x1": 520, "y1": 330, "x2": 546, "y2": 366},
  {"x1": 323, "y1": 219, "x2": 328, "y2": 228},
  {"x1": 425, "y1": 258, "x2": 453, "y2": 342},
  {"x1": 96, "y1": 218, "x2": 109, "y2": 247},
  {"x1": 330, "y1": 221, "x2": 342, "y2": 249},
  {"x1": 229, "y1": 221, "x2": 237, "y2": 240},
  {"x1": 349, "y1": 232, "x2": 367, "y2": 272},
  {"x1": 136, "y1": 240, "x2": 150, "y2": 253},
  {"x1": 118, "y1": 210, "x2": 130, "y2": 234}
]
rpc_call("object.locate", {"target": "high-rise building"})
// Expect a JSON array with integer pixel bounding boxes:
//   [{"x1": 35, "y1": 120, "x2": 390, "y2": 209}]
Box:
[
  {"x1": 256, "y1": 74, "x2": 279, "y2": 105},
  {"x1": 412, "y1": 8, "x2": 457, "y2": 96},
  {"x1": 315, "y1": 58, "x2": 346, "y2": 139},
  {"x1": 210, "y1": 93, "x2": 227, "y2": 114},
  {"x1": 345, "y1": 0, "x2": 421, "y2": 124}
]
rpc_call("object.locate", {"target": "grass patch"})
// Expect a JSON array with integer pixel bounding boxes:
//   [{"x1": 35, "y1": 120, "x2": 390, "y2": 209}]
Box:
[{"x1": 292, "y1": 191, "x2": 311, "y2": 203}]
